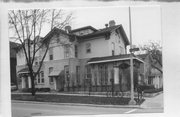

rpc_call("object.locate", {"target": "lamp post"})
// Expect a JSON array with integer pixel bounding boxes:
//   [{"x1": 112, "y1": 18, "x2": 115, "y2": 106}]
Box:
[{"x1": 128, "y1": 6, "x2": 136, "y2": 105}]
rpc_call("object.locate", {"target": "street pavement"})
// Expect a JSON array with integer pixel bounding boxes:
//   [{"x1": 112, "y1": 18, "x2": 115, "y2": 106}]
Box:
[{"x1": 11, "y1": 93, "x2": 164, "y2": 117}]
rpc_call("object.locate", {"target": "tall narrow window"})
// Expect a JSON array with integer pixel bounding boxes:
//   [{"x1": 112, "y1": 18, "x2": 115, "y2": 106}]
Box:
[
  {"x1": 75, "y1": 45, "x2": 78, "y2": 58},
  {"x1": 64, "y1": 45, "x2": 70, "y2": 58},
  {"x1": 111, "y1": 42, "x2": 115, "y2": 56},
  {"x1": 86, "y1": 65, "x2": 91, "y2": 79},
  {"x1": 37, "y1": 73, "x2": 40, "y2": 84},
  {"x1": 49, "y1": 48, "x2": 53, "y2": 60},
  {"x1": 64, "y1": 65, "x2": 70, "y2": 84},
  {"x1": 86, "y1": 43, "x2": 91, "y2": 53},
  {"x1": 76, "y1": 66, "x2": 80, "y2": 85},
  {"x1": 41, "y1": 71, "x2": 44, "y2": 83},
  {"x1": 49, "y1": 67, "x2": 53, "y2": 83}
]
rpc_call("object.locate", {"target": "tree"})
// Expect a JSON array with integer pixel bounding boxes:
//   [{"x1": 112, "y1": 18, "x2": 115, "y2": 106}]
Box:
[
  {"x1": 9, "y1": 9, "x2": 73, "y2": 96},
  {"x1": 139, "y1": 41, "x2": 162, "y2": 74}
]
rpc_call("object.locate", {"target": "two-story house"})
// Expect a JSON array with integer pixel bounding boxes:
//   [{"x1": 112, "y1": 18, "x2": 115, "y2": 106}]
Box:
[
  {"x1": 16, "y1": 20, "x2": 144, "y2": 92},
  {"x1": 138, "y1": 54, "x2": 163, "y2": 89}
]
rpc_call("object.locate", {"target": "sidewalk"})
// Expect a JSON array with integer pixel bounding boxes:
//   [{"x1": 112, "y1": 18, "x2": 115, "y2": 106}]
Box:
[
  {"x1": 140, "y1": 92, "x2": 164, "y2": 109},
  {"x1": 11, "y1": 91, "x2": 163, "y2": 109},
  {"x1": 12, "y1": 100, "x2": 141, "y2": 109}
]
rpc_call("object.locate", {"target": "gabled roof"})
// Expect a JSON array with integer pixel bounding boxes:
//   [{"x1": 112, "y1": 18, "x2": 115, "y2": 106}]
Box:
[
  {"x1": 43, "y1": 27, "x2": 69, "y2": 42},
  {"x1": 70, "y1": 26, "x2": 97, "y2": 33},
  {"x1": 76, "y1": 25, "x2": 130, "y2": 46},
  {"x1": 42, "y1": 24, "x2": 129, "y2": 46}
]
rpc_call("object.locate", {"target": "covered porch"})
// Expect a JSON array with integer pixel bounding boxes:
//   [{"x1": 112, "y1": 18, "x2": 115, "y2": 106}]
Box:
[
  {"x1": 87, "y1": 54, "x2": 144, "y2": 92},
  {"x1": 49, "y1": 70, "x2": 65, "y2": 91},
  {"x1": 17, "y1": 67, "x2": 32, "y2": 89}
]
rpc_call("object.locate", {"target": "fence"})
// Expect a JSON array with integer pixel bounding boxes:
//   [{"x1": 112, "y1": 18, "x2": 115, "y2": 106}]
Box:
[{"x1": 62, "y1": 69, "x2": 130, "y2": 93}]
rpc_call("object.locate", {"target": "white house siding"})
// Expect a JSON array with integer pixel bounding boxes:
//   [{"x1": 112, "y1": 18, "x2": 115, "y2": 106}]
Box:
[
  {"x1": 108, "y1": 31, "x2": 126, "y2": 56},
  {"x1": 16, "y1": 49, "x2": 26, "y2": 66},
  {"x1": 78, "y1": 36, "x2": 110, "y2": 59}
]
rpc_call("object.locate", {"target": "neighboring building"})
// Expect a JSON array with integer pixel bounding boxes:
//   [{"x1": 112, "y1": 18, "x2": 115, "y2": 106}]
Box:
[
  {"x1": 10, "y1": 41, "x2": 19, "y2": 87},
  {"x1": 16, "y1": 20, "x2": 144, "y2": 92},
  {"x1": 138, "y1": 54, "x2": 163, "y2": 89}
]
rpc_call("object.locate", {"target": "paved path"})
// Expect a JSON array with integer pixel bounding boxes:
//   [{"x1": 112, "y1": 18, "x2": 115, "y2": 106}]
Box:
[{"x1": 141, "y1": 92, "x2": 164, "y2": 109}]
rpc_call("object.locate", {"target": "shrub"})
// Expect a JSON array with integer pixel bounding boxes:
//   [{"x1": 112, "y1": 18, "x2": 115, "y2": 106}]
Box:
[
  {"x1": 37, "y1": 88, "x2": 50, "y2": 92},
  {"x1": 21, "y1": 88, "x2": 39, "y2": 92},
  {"x1": 144, "y1": 87, "x2": 163, "y2": 93},
  {"x1": 20, "y1": 88, "x2": 51, "y2": 93},
  {"x1": 139, "y1": 85, "x2": 155, "y2": 91}
]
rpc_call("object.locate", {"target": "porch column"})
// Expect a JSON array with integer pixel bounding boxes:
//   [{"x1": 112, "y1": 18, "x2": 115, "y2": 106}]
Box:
[
  {"x1": 54, "y1": 78, "x2": 57, "y2": 90},
  {"x1": 28, "y1": 76, "x2": 31, "y2": 88},
  {"x1": 114, "y1": 66, "x2": 119, "y2": 84},
  {"x1": 21, "y1": 77, "x2": 25, "y2": 89}
]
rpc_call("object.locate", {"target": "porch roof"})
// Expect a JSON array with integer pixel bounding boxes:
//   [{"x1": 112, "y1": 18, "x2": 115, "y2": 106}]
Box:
[
  {"x1": 49, "y1": 70, "x2": 61, "y2": 77},
  {"x1": 18, "y1": 67, "x2": 38, "y2": 74},
  {"x1": 87, "y1": 54, "x2": 144, "y2": 64}
]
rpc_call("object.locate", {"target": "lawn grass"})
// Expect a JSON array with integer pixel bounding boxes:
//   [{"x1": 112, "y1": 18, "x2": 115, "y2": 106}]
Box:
[{"x1": 11, "y1": 94, "x2": 144, "y2": 105}]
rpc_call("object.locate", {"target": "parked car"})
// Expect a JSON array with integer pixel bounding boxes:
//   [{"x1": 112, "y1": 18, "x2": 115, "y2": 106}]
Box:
[{"x1": 11, "y1": 83, "x2": 17, "y2": 91}]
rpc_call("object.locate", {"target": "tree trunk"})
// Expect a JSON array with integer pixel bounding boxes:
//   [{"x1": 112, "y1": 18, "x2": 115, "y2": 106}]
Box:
[{"x1": 30, "y1": 72, "x2": 36, "y2": 96}]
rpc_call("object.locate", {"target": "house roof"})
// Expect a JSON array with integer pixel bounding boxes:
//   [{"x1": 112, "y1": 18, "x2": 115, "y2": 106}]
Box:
[
  {"x1": 137, "y1": 54, "x2": 149, "y2": 60},
  {"x1": 43, "y1": 27, "x2": 69, "y2": 42},
  {"x1": 76, "y1": 25, "x2": 130, "y2": 46},
  {"x1": 70, "y1": 26, "x2": 97, "y2": 33},
  {"x1": 10, "y1": 41, "x2": 20, "y2": 58},
  {"x1": 49, "y1": 70, "x2": 61, "y2": 77},
  {"x1": 88, "y1": 54, "x2": 144, "y2": 64},
  {"x1": 43, "y1": 24, "x2": 129, "y2": 46},
  {"x1": 18, "y1": 67, "x2": 38, "y2": 75}
]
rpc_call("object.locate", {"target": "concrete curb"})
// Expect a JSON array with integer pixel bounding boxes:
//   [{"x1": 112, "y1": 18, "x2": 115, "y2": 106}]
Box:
[{"x1": 12, "y1": 100, "x2": 142, "y2": 109}]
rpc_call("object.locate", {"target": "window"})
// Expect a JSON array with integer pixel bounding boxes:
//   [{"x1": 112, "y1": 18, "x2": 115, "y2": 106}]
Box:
[
  {"x1": 64, "y1": 45, "x2": 70, "y2": 58},
  {"x1": 49, "y1": 48, "x2": 53, "y2": 60},
  {"x1": 86, "y1": 65, "x2": 91, "y2": 79},
  {"x1": 64, "y1": 65, "x2": 70, "y2": 83},
  {"x1": 41, "y1": 71, "x2": 44, "y2": 83},
  {"x1": 50, "y1": 77, "x2": 53, "y2": 83},
  {"x1": 37, "y1": 71, "x2": 44, "y2": 84},
  {"x1": 111, "y1": 42, "x2": 115, "y2": 56},
  {"x1": 37, "y1": 73, "x2": 40, "y2": 84},
  {"x1": 34, "y1": 57, "x2": 39, "y2": 65},
  {"x1": 119, "y1": 46, "x2": 124, "y2": 55},
  {"x1": 86, "y1": 43, "x2": 91, "y2": 53},
  {"x1": 75, "y1": 45, "x2": 78, "y2": 58},
  {"x1": 76, "y1": 66, "x2": 80, "y2": 85},
  {"x1": 35, "y1": 62, "x2": 38, "y2": 65},
  {"x1": 49, "y1": 67, "x2": 53, "y2": 74}
]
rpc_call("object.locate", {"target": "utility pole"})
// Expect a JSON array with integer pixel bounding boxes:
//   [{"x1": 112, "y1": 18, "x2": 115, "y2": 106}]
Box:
[{"x1": 128, "y1": 6, "x2": 136, "y2": 105}]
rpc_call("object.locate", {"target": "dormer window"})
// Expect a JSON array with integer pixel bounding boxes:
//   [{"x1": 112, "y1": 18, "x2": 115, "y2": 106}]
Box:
[{"x1": 86, "y1": 43, "x2": 91, "y2": 53}]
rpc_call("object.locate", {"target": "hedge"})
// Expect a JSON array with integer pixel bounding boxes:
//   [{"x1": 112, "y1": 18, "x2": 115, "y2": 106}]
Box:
[
  {"x1": 21, "y1": 88, "x2": 50, "y2": 92},
  {"x1": 144, "y1": 87, "x2": 163, "y2": 93}
]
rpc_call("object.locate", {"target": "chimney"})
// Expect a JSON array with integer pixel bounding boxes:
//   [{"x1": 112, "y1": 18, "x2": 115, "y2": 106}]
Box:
[
  {"x1": 105, "y1": 24, "x2": 108, "y2": 28},
  {"x1": 65, "y1": 25, "x2": 71, "y2": 33},
  {"x1": 109, "y1": 20, "x2": 116, "y2": 27}
]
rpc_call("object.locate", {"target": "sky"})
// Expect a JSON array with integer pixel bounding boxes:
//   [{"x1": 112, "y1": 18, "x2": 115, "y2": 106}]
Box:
[
  {"x1": 41, "y1": 6, "x2": 162, "y2": 46},
  {"x1": 72, "y1": 6, "x2": 161, "y2": 46}
]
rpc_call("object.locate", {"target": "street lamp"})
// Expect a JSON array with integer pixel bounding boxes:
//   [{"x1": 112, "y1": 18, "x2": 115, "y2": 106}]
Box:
[{"x1": 128, "y1": 6, "x2": 136, "y2": 105}]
